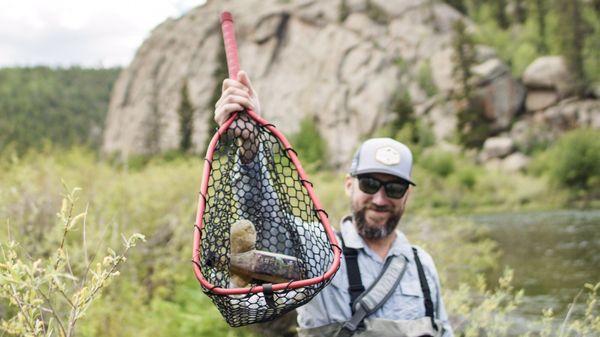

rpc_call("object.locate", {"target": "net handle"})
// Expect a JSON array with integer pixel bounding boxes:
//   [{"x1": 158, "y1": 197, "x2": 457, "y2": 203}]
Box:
[{"x1": 220, "y1": 12, "x2": 240, "y2": 81}]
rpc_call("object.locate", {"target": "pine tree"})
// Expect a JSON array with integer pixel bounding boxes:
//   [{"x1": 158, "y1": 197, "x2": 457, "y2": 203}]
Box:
[
  {"x1": 556, "y1": 0, "x2": 587, "y2": 96},
  {"x1": 495, "y1": 0, "x2": 510, "y2": 29},
  {"x1": 513, "y1": 0, "x2": 528, "y2": 24},
  {"x1": 145, "y1": 79, "x2": 162, "y2": 154},
  {"x1": 444, "y1": 0, "x2": 467, "y2": 15},
  {"x1": 178, "y1": 81, "x2": 194, "y2": 152},
  {"x1": 532, "y1": 0, "x2": 548, "y2": 53},
  {"x1": 451, "y1": 20, "x2": 476, "y2": 98},
  {"x1": 451, "y1": 19, "x2": 489, "y2": 148}
]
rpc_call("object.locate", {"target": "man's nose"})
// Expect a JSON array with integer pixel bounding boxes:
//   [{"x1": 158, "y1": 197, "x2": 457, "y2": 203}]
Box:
[{"x1": 371, "y1": 187, "x2": 391, "y2": 206}]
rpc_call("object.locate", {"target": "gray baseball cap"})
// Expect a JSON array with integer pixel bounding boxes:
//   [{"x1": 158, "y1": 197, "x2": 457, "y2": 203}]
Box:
[{"x1": 349, "y1": 138, "x2": 415, "y2": 185}]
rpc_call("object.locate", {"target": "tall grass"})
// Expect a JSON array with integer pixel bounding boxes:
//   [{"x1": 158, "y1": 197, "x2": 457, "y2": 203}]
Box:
[{"x1": 0, "y1": 148, "x2": 597, "y2": 336}]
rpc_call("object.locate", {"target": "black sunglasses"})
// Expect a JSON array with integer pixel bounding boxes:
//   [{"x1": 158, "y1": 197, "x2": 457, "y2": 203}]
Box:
[{"x1": 356, "y1": 175, "x2": 410, "y2": 199}]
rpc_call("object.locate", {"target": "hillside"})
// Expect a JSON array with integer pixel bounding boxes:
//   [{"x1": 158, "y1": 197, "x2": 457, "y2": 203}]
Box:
[{"x1": 0, "y1": 66, "x2": 120, "y2": 153}]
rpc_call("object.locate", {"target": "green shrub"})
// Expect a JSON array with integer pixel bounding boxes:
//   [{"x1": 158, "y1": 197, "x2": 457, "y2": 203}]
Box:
[
  {"x1": 454, "y1": 165, "x2": 478, "y2": 190},
  {"x1": 290, "y1": 117, "x2": 328, "y2": 169},
  {"x1": 419, "y1": 149, "x2": 456, "y2": 178},
  {"x1": 388, "y1": 89, "x2": 414, "y2": 133},
  {"x1": 0, "y1": 185, "x2": 144, "y2": 337},
  {"x1": 534, "y1": 129, "x2": 600, "y2": 196}
]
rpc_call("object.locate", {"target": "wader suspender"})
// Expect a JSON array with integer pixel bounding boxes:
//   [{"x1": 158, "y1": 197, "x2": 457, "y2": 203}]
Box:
[
  {"x1": 412, "y1": 247, "x2": 439, "y2": 332},
  {"x1": 335, "y1": 237, "x2": 437, "y2": 337},
  {"x1": 336, "y1": 237, "x2": 407, "y2": 337}
]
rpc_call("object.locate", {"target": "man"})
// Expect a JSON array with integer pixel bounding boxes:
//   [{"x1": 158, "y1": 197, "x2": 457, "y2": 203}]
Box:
[{"x1": 214, "y1": 71, "x2": 453, "y2": 337}]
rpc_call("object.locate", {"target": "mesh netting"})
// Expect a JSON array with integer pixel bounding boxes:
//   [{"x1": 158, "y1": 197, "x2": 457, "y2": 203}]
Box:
[{"x1": 196, "y1": 112, "x2": 338, "y2": 327}]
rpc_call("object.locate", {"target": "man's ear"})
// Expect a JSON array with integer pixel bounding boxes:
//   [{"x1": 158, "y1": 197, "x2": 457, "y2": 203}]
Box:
[
  {"x1": 402, "y1": 186, "x2": 412, "y2": 206},
  {"x1": 344, "y1": 175, "x2": 353, "y2": 197}
]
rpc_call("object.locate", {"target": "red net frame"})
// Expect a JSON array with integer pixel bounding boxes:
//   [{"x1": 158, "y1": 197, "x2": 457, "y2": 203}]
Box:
[{"x1": 192, "y1": 11, "x2": 341, "y2": 326}]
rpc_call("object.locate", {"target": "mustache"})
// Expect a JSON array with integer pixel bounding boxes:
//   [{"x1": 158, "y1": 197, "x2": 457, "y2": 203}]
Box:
[{"x1": 365, "y1": 204, "x2": 393, "y2": 212}]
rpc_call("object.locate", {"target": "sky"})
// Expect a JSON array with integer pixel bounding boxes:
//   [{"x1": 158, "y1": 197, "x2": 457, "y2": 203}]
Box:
[{"x1": 0, "y1": 0, "x2": 205, "y2": 68}]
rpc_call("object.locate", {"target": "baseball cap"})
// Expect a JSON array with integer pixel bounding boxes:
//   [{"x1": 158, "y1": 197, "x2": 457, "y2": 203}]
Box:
[{"x1": 349, "y1": 138, "x2": 415, "y2": 185}]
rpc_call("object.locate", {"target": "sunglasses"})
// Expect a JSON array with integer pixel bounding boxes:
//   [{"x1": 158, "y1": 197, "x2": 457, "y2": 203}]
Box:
[{"x1": 356, "y1": 175, "x2": 410, "y2": 199}]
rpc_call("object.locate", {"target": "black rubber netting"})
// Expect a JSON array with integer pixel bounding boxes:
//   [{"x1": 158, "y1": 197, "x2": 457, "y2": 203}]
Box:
[{"x1": 198, "y1": 112, "x2": 336, "y2": 327}]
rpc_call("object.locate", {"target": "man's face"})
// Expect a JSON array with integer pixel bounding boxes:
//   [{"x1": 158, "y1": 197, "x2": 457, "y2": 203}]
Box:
[{"x1": 344, "y1": 173, "x2": 411, "y2": 240}]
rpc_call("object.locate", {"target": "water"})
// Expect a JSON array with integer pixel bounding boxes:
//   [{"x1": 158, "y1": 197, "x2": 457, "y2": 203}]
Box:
[{"x1": 470, "y1": 210, "x2": 600, "y2": 320}]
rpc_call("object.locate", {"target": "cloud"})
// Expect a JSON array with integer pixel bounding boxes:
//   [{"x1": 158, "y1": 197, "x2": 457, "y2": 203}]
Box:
[{"x1": 0, "y1": 0, "x2": 204, "y2": 67}]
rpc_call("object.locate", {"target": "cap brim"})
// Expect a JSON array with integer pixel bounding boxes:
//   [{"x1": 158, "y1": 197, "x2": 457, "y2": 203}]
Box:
[{"x1": 352, "y1": 168, "x2": 416, "y2": 186}]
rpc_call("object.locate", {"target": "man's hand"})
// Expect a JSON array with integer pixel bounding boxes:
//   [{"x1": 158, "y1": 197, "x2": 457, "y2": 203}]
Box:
[
  {"x1": 214, "y1": 70, "x2": 261, "y2": 126},
  {"x1": 213, "y1": 70, "x2": 261, "y2": 163}
]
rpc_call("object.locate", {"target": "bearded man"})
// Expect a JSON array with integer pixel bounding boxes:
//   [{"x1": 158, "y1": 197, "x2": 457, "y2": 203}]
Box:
[{"x1": 214, "y1": 71, "x2": 453, "y2": 337}]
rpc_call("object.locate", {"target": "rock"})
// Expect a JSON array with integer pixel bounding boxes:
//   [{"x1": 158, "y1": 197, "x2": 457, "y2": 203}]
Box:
[
  {"x1": 230, "y1": 219, "x2": 257, "y2": 254},
  {"x1": 509, "y1": 119, "x2": 541, "y2": 153},
  {"x1": 501, "y1": 152, "x2": 530, "y2": 172},
  {"x1": 344, "y1": 12, "x2": 386, "y2": 38},
  {"x1": 522, "y1": 56, "x2": 575, "y2": 97},
  {"x1": 425, "y1": 100, "x2": 457, "y2": 141},
  {"x1": 543, "y1": 99, "x2": 600, "y2": 130},
  {"x1": 345, "y1": 0, "x2": 368, "y2": 13},
  {"x1": 508, "y1": 99, "x2": 600, "y2": 153},
  {"x1": 230, "y1": 250, "x2": 303, "y2": 283},
  {"x1": 484, "y1": 158, "x2": 502, "y2": 171},
  {"x1": 430, "y1": 54, "x2": 524, "y2": 132},
  {"x1": 430, "y1": 48, "x2": 455, "y2": 93},
  {"x1": 471, "y1": 58, "x2": 510, "y2": 85},
  {"x1": 475, "y1": 45, "x2": 498, "y2": 63},
  {"x1": 473, "y1": 70, "x2": 525, "y2": 131},
  {"x1": 526, "y1": 90, "x2": 559, "y2": 111},
  {"x1": 230, "y1": 219, "x2": 257, "y2": 288},
  {"x1": 370, "y1": 0, "x2": 423, "y2": 18},
  {"x1": 480, "y1": 136, "x2": 514, "y2": 160}
]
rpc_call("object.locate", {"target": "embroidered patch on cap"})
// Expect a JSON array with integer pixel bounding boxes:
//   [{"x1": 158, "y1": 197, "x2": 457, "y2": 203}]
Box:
[{"x1": 375, "y1": 146, "x2": 400, "y2": 165}]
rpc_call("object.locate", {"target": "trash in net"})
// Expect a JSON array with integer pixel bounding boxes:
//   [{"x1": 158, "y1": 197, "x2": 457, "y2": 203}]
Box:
[{"x1": 192, "y1": 11, "x2": 341, "y2": 327}]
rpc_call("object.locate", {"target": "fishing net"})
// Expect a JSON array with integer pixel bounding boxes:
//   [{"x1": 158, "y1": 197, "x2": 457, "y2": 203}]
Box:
[{"x1": 192, "y1": 12, "x2": 341, "y2": 327}]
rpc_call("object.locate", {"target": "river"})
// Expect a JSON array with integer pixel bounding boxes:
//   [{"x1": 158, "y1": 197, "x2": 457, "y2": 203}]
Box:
[{"x1": 470, "y1": 209, "x2": 600, "y2": 323}]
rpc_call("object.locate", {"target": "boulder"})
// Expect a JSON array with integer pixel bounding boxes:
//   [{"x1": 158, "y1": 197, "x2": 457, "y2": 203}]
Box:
[
  {"x1": 522, "y1": 56, "x2": 575, "y2": 97},
  {"x1": 526, "y1": 90, "x2": 559, "y2": 111},
  {"x1": 475, "y1": 45, "x2": 498, "y2": 63},
  {"x1": 501, "y1": 152, "x2": 530, "y2": 172},
  {"x1": 543, "y1": 99, "x2": 600, "y2": 130},
  {"x1": 471, "y1": 58, "x2": 510, "y2": 85},
  {"x1": 430, "y1": 54, "x2": 524, "y2": 132},
  {"x1": 473, "y1": 68, "x2": 525, "y2": 131},
  {"x1": 480, "y1": 136, "x2": 514, "y2": 161},
  {"x1": 508, "y1": 99, "x2": 600, "y2": 153}
]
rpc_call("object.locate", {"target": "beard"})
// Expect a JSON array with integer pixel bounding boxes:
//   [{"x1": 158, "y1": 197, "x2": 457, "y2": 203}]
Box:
[{"x1": 352, "y1": 203, "x2": 403, "y2": 240}]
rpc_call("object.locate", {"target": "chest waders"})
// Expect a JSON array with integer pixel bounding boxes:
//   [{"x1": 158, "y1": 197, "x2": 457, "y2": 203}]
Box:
[{"x1": 298, "y1": 238, "x2": 442, "y2": 337}]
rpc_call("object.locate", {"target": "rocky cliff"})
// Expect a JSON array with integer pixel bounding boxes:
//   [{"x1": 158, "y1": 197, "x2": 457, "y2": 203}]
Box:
[
  {"x1": 103, "y1": 0, "x2": 465, "y2": 165},
  {"x1": 102, "y1": 0, "x2": 596, "y2": 168}
]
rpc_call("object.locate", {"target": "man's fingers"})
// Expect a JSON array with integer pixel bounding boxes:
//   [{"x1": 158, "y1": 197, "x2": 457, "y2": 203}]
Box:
[
  {"x1": 215, "y1": 103, "x2": 244, "y2": 125},
  {"x1": 221, "y1": 95, "x2": 254, "y2": 110},
  {"x1": 237, "y1": 71, "x2": 255, "y2": 95},
  {"x1": 215, "y1": 87, "x2": 250, "y2": 106},
  {"x1": 222, "y1": 78, "x2": 250, "y2": 94}
]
